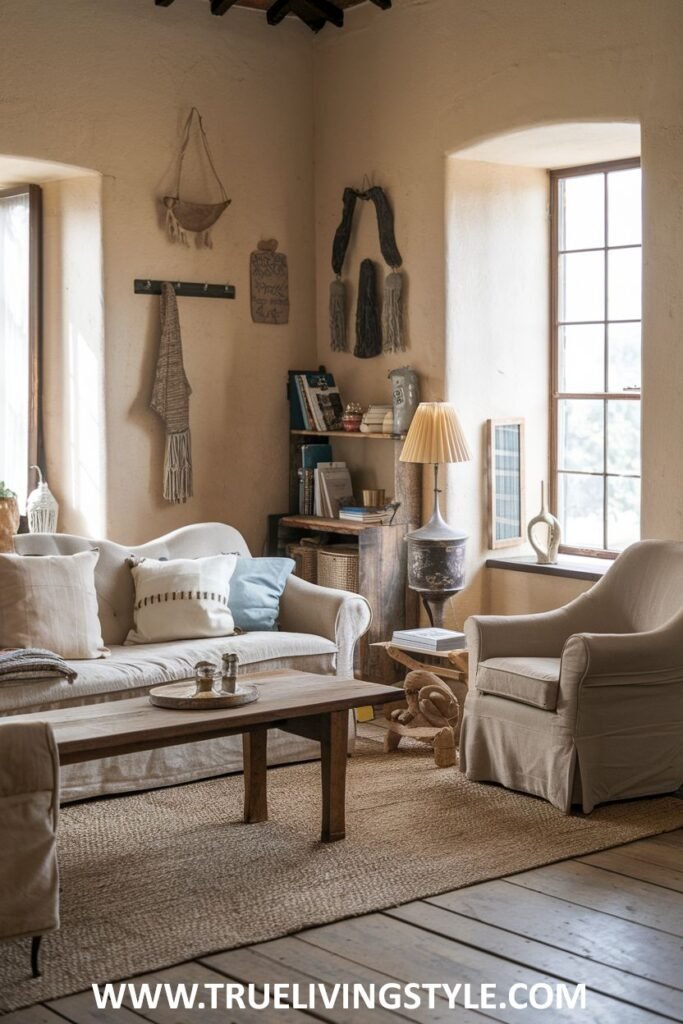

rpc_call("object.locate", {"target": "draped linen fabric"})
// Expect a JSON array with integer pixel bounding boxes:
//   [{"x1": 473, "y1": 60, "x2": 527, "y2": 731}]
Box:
[{"x1": 0, "y1": 721, "x2": 59, "y2": 944}]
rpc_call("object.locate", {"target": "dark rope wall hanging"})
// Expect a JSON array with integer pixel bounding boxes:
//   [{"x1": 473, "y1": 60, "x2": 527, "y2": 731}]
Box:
[{"x1": 329, "y1": 184, "x2": 405, "y2": 357}]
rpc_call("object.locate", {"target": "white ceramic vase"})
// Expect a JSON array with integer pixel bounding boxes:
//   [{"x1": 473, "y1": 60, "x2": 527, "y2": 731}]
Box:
[{"x1": 527, "y1": 482, "x2": 561, "y2": 564}]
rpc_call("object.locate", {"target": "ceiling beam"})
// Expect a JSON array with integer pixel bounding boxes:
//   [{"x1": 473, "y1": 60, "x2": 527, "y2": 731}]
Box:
[
  {"x1": 306, "y1": 0, "x2": 344, "y2": 28},
  {"x1": 267, "y1": 0, "x2": 292, "y2": 26},
  {"x1": 369, "y1": 0, "x2": 392, "y2": 8},
  {"x1": 210, "y1": 0, "x2": 239, "y2": 14}
]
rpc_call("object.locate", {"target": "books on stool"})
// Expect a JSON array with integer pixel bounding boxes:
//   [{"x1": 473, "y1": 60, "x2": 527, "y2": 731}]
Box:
[{"x1": 391, "y1": 627, "x2": 466, "y2": 652}]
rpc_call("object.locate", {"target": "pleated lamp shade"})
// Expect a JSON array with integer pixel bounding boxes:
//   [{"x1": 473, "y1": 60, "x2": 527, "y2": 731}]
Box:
[{"x1": 400, "y1": 402, "x2": 472, "y2": 465}]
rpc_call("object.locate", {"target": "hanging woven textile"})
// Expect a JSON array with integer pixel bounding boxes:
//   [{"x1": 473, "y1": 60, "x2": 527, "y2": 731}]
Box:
[
  {"x1": 150, "y1": 283, "x2": 193, "y2": 503},
  {"x1": 329, "y1": 184, "x2": 405, "y2": 356},
  {"x1": 163, "y1": 107, "x2": 231, "y2": 249}
]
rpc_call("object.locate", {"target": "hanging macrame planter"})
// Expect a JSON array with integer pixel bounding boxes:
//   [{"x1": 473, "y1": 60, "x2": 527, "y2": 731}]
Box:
[
  {"x1": 163, "y1": 107, "x2": 231, "y2": 249},
  {"x1": 329, "y1": 184, "x2": 405, "y2": 356}
]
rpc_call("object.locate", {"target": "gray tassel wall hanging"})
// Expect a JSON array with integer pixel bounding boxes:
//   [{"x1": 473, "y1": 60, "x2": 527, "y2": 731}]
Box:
[{"x1": 329, "y1": 183, "x2": 405, "y2": 356}]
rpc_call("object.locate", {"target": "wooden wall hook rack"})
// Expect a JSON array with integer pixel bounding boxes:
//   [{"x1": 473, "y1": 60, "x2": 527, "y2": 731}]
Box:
[{"x1": 134, "y1": 279, "x2": 236, "y2": 299}]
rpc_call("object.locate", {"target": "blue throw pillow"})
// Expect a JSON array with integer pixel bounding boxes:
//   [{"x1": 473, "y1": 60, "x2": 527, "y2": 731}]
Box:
[{"x1": 229, "y1": 557, "x2": 295, "y2": 632}]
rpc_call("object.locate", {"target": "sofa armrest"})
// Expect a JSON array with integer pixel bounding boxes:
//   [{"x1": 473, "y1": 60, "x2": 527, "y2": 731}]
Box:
[
  {"x1": 561, "y1": 622, "x2": 683, "y2": 686},
  {"x1": 278, "y1": 575, "x2": 372, "y2": 678}
]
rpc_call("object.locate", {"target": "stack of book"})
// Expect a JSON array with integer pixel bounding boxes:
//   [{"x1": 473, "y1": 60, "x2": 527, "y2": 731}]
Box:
[
  {"x1": 360, "y1": 405, "x2": 393, "y2": 434},
  {"x1": 291, "y1": 372, "x2": 344, "y2": 432},
  {"x1": 338, "y1": 505, "x2": 392, "y2": 524},
  {"x1": 297, "y1": 443, "x2": 332, "y2": 515},
  {"x1": 391, "y1": 627, "x2": 467, "y2": 651}
]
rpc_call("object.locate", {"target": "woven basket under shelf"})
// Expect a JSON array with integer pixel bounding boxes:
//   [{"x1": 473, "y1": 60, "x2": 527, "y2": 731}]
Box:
[
  {"x1": 317, "y1": 544, "x2": 360, "y2": 593},
  {"x1": 286, "y1": 542, "x2": 318, "y2": 584}
]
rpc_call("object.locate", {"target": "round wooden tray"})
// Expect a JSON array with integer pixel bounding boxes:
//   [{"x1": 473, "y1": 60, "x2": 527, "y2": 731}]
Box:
[{"x1": 149, "y1": 681, "x2": 259, "y2": 710}]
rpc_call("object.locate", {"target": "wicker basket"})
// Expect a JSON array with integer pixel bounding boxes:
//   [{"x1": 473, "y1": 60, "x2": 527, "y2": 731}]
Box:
[
  {"x1": 317, "y1": 544, "x2": 360, "y2": 593},
  {"x1": 286, "y1": 542, "x2": 318, "y2": 584}
]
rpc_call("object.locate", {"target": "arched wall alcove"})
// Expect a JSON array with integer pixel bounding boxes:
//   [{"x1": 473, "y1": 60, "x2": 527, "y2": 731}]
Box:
[
  {"x1": 0, "y1": 154, "x2": 106, "y2": 538},
  {"x1": 444, "y1": 122, "x2": 641, "y2": 623}
]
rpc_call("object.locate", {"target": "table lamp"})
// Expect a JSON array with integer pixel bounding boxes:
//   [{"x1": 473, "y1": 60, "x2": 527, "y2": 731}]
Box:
[{"x1": 400, "y1": 402, "x2": 472, "y2": 628}]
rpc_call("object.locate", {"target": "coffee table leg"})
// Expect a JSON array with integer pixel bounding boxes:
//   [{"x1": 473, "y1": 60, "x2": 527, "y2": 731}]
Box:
[
  {"x1": 243, "y1": 728, "x2": 268, "y2": 823},
  {"x1": 321, "y1": 710, "x2": 347, "y2": 842}
]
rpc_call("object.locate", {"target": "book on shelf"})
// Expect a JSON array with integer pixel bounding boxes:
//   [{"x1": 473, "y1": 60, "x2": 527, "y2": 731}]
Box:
[
  {"x1": 314, "y1": 463, "x2": 353, "y2": 518},
  {"x1": 391, "y1": 627, "x2": 467, "y2": 651},
  {"x1": 338, "y1": 506, "x2": 391, "y2": 524},
  {"x1": 288, "y1": 370, "x2": 344, "y2": 432}
]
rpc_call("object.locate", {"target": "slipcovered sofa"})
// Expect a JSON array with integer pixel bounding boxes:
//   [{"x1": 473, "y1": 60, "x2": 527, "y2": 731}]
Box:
[{"x1": 5, "y1": 523, "x2": 371, "y2": 802}]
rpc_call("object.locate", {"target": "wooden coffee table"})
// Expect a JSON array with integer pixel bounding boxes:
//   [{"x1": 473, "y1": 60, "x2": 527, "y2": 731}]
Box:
[{"x1": 11, "y1": 669, "x2": 403, "y2": 843}]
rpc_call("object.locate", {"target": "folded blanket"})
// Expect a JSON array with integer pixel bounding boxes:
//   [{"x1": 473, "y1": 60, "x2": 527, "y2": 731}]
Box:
[{"x1": 0, "y1": 648, "x2": 77, "y2": 684}]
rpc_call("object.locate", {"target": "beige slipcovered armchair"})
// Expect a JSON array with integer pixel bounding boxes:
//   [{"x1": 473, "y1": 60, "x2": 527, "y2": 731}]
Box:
[
  {"x1": 460, "y1": 541, "x2": 683, "y2": 813},
  {"x1": 0, "y1": 721, "x2": 59, "y2": 975}
]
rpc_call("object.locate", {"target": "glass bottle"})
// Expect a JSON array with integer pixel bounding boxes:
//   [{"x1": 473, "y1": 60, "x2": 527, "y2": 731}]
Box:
[
  {"x1": 194, "y1": 661, "x2": 217, "y2": 698},
  {"x1": 221, "y1": 652, "x2": 239, "y2": 694}
]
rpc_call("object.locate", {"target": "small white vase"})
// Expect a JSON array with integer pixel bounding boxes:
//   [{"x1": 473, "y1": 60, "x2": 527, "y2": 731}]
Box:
[
  {"x1": 527, "y1": 482, "x2": 561, "y2": 565},
  {"x1": 27, "y1": 466, "x2": 59, "y2": 534}
]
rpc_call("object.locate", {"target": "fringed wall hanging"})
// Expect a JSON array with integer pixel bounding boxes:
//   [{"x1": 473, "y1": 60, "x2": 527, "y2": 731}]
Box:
[
  {"x1": 163, "y1": 107, "x2": 231, "y2": 249},
  {"x1": 329, "y1": 184, "x2": 405, "y2": 356},
  {"x1": 151, "y1": 283, "x2": 193, "y2": 503},
  {"x1": 250, "y1": 239, "x2": 289, "y2": 324}
]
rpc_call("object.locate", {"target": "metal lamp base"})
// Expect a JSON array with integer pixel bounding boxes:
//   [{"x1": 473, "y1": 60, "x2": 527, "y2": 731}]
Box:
[{"x1": 406, "y1": 463, "x2": 467, "y2": 628}]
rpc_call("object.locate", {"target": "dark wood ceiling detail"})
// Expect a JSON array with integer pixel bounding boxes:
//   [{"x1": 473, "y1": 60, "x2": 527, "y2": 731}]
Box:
[{"x1": 154, "y1": 0, "x2": 390, "y2": 33}]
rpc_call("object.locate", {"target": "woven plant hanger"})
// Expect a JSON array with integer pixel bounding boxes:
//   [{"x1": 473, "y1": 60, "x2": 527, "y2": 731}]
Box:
[{"x1": 164, "y1": 107, "x2": 231, "y2": 249}]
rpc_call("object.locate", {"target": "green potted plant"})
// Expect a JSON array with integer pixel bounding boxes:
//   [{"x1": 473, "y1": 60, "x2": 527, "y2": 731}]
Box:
[{"x1": 0, "y1": 481, "x2": 20, "y2": 553}]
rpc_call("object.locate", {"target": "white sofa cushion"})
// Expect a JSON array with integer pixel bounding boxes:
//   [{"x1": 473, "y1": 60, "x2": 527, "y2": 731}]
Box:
[
  {"x1": 0, "y1": 549, "x2": 107, "y2": 660},
  {"x1": 0, "y1": 632, "x2": 338, "y2": 715},
  {"x1": 126, "y1": 554, "x2": 238, "y2": 644}
]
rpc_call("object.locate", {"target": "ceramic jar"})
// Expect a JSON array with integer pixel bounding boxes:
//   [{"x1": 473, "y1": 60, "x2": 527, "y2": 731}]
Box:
[{"x1": 388, "y1": 366, "x2": 419, "y2": 436}]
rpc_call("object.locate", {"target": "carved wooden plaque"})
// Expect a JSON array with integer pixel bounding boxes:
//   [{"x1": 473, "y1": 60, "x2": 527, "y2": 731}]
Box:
[{"x1": 250, "y1": 240, "x2": 289, "y2": 324}]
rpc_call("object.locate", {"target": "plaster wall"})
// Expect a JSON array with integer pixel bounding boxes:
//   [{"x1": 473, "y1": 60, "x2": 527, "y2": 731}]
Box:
[
  {"x1": 0, "y1": 0, "x2": 315, "y2": 549},
  {"x1": 313, "y1": 0, "x2": 683, "y2": 614}
]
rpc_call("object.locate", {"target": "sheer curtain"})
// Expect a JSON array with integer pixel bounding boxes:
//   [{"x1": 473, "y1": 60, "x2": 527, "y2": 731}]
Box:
[{"x1": 0, "y1": 190, "x2": 30, "y2": 511}]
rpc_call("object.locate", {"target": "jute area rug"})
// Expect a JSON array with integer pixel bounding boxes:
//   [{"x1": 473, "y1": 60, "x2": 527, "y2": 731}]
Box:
[{"x1": 2, "y1": 737, "x2": 683, "y2": 1011}]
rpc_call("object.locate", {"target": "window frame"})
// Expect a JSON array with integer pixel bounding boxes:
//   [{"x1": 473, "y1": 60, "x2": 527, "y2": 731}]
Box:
[
  {"x1": 549, "y1": 157, "x2": 641, "y2": 559},
  {"x1": 0, "y1": 183, "x2": 43, "y2": 503}
]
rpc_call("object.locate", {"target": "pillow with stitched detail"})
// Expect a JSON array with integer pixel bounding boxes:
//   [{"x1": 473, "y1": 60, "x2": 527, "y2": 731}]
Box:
[
  {"x1": 125, "y1": 553, "x2": 237, "y2": 644},
  {"x1": 229, "y1": 557, "x2": 295, "y2": 632}
]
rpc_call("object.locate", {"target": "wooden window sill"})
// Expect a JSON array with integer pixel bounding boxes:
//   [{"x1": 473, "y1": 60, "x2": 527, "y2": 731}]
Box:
[{"x1": 485, "y1": 554, "x2": 612, "y2": 582}]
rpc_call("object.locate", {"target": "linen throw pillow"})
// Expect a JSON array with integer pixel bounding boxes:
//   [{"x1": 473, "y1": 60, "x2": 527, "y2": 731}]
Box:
[
  {"x1": 126, "y1": 553, "x2": 238, "y2": 644},
  {"x1": 0, "y1": 549, "x2": 108, "y2": 660},
  {"x1": 229, "y1": 556, "x2": 295, "y2": 631}
]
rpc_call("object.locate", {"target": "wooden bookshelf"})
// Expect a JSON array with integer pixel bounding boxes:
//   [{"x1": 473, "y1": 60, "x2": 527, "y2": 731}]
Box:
[
  {"x1": 280, "y1": 515, "x2": 376, "y2": 535},
  {"x1": 277, "y1": 429, "x2": 423, "y2": 684},
  {"x1": 290, "y1": 429, "x2": 406, "y2": 441}
]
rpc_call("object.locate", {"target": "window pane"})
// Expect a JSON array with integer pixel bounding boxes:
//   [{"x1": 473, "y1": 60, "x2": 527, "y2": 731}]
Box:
[
  {"x1": 0, "y1": 191, "x2": 30, "y2": 510},
  {"x1": 559, "y1": 174, "x2": 604, "y2": 250},
  {"x1": 608, "y1": 322, "x2": 641, "y2": 392},
  {"x1": 608, "y1": 168, "x2": 642, "y2": 247},
  {"x1": 608, "y1": 247, "x2": 641, "y2": 320},
  {"x1": 607, "y1": 400, "x2": 640, "y2": 475},
  {"x1": 558, "y1": 399, "x2": 604, "y2": 473},
  {"x1": 607, "y1": 476, "x2": 640, "y2": 551},
  {"x1": 558, "y1": 251, "x2": 605, "y2": 322},
  {"x1": 558, "y1": 324, "x2": 604, "y2": 393},
  {"x1": 558, "y1": 473, "x2": 604, "y2": 549}
]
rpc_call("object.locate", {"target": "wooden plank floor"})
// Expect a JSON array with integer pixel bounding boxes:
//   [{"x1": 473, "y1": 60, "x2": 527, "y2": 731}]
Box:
[{"x1": 4, "y1": 828, "x2": 681, "y2": 1023}]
